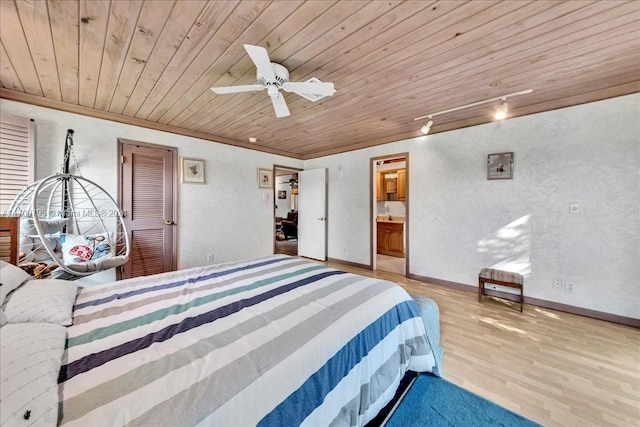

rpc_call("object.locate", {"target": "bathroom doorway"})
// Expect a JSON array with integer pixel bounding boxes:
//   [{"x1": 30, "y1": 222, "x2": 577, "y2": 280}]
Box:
[{"x1": 371, "y1": 154, "x2": 409, "y2": 276}]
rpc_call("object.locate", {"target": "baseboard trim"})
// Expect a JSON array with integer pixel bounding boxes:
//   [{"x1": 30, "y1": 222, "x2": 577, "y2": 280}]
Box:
[
  {"x1": 408, "y1": 273, "x2": 639, "y2": 328},
  {"x1": 327, "y1": 257, "x2": 372, "y2": 270},
  {"x1": 407, "y1": 274, "x2": 471, "y2": 292}
]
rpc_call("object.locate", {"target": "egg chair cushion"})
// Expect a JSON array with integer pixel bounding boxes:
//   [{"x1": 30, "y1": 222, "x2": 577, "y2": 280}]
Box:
[
  {"x1": 64, "y1": 255, "x2": 129, "y2": 273},
  {"x1": 19, "y1": 236, "x2": 62, "y2": 263}
]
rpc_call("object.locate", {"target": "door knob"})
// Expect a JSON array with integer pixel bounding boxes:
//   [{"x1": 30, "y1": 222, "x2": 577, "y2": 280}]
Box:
[
  {"x1": 164, "y1": 220, "x2": 175, "y2": 225},
  {"x1": 316, "y1": 217, "x2": 326, "y2": 221}
]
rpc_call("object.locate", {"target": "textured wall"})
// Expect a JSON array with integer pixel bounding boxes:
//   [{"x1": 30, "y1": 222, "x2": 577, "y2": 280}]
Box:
[
  {"x1": 307, "y1": 94, "x2": 640, "y2": 319},
  {"x1": 305, "y1": 147, "x2": 402, "y2": 263},
  {"x1": 0, "y1": 100, "x2": 302, "y2": 271}
]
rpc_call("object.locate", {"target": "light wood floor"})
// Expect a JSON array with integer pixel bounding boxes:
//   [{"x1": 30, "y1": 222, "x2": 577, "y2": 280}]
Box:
[
  {"x1": 274, "y1": 238, "x2": 297, "y2": 256},
  {"x1": 376, "y1": 254, "x2": 405, "y2": 275},
  {"x1": 324, "y1": 260, "x2": 640, "y2": 427}
]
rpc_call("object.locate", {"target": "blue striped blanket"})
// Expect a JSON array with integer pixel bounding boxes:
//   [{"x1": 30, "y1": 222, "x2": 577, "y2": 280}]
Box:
[{"x1": 58, "y1": 255, "x2": 435, "y2": 426}]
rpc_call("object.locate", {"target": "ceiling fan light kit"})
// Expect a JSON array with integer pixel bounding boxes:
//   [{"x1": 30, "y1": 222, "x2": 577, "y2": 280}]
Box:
[
  {"x1": 414, "y1": 89, "x2": 533, "y2": 135},
  {"x1": 211, "y1": 45, "x2": 336, "y2": 118}
]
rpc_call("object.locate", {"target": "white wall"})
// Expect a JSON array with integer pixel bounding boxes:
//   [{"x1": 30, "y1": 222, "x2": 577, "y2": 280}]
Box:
[
  {"x1": 306, "y1": 94, "x2": 640, "y2": 319},
  {"x1": 0, "y1": 100, "x2": 302, "y2": 270}
]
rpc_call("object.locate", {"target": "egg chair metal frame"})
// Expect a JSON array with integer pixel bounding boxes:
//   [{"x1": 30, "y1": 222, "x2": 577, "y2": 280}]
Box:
[{"x1": 7, "y1": 129, "x2": 130, "y2": 278}]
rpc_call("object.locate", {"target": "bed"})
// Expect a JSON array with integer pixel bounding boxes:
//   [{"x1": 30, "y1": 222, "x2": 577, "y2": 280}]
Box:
[{"x1": 1, "y1": 254, "x2": 442, "y2": 427}]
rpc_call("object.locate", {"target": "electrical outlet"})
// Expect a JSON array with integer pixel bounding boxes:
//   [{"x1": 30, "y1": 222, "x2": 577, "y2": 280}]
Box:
[
  {"x1": 553, "y1": 278, "x2": 563, "y2": 290},
  {"x1": 565, "y1": 281, "x2": 575, "y2": 293},
  {"x1": 207, "y1": 254, "x2": 214, "y2": 263}
]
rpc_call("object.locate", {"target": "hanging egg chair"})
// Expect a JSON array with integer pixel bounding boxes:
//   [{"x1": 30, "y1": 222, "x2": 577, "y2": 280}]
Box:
[{"x1": 7, "y1": 130, "x2": 130, "y2": 278}]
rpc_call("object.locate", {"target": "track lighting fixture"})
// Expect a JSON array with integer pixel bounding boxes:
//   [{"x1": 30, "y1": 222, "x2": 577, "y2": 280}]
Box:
[
  {"x1": 420, "y1": 118, "x2": 433, "y2": 135},
  {"x1": 414, "y1": 89, "x2": 532, "y2": 134},
  {"x1": 495, "y1": 98, "x2": 508, "y2": 120}
]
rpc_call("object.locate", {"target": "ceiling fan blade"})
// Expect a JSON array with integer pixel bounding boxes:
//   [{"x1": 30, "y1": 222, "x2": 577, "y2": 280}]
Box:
[
  {"x1": 282, "y1": 81, "x2": 336, "y2": 96},
  {"x1": 211, "y1": 84, "x2": 264, "y2": 94},
  {"x1": 269, "y1": 91, "x2": 290, "y2": 118},
  {"x1": 244, "y1": 44, "x2": 276, "y2": 82}
]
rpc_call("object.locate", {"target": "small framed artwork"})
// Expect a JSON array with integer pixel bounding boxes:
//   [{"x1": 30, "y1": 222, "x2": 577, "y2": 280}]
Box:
[
  {"x1": 278, "y1": 190, "x2": 287, "y2": 199},
  {"x1": 487, "y1": 152, "x2": 514, "y2": 180},
  {"x1": 181, "y1": 157, "x2": 205, "y2": 184},
  {"x1": 258, "y1": 168, "x2": 273, "y2": 188}
]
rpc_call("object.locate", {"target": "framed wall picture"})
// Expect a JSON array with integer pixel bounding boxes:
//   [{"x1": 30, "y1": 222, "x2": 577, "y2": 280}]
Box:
[
  {"x1": 181, "y1": 157, "x2": 205, "y2": 184},
  {"x1": 278, "y1": 190, "x2": 287, "y2": 199},
  {"x1": 258, "y1": 168, "x2": 273, "y2": 188},
  {"x1": 487, "y1": 152, "x2": 514, "y2": 180}
]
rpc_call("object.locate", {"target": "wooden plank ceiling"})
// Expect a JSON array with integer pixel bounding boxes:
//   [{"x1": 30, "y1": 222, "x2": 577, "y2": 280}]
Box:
[{"x1": 1, "y1": 0, "x2": 639, "y2": 159}]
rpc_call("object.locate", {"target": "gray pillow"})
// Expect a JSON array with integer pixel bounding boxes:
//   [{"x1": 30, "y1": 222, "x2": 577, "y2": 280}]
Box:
[{"x1": 20, "y1": 217, "x2": 69, "y2": 236}]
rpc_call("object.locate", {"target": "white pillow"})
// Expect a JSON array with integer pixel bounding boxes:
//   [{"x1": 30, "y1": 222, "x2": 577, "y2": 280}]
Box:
[
  {"x1": 61, "y1": 232, "x2": 114, "y2": 265},
  {"x1": 0, "y1": 309, "x2": 6, "y2": 327},
  {"x1": 0, "y1": 260, "x2": 32, "y2": 305},
  {"x1": 2, "y1": 279, "x2": 78, "y2": 326},
  {"x1": 0, "y1": 323, "x2": 66, "y2": 427}
]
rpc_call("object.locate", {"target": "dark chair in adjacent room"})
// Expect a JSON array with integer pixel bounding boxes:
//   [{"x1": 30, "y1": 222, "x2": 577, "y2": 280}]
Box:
[{"x1": 280, "y1": 211, "x2": 298, "y2": 240}]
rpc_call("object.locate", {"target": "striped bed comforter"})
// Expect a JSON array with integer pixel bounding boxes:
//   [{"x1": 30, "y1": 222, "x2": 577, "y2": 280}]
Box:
[{"x1": 58, "y1": 255, "x2": 435, "y2": 426}]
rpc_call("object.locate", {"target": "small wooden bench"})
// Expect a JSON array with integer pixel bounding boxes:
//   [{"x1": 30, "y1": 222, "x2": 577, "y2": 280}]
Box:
[{"x1": 478, "y1": 268, "x2": 524, "y2": 312}]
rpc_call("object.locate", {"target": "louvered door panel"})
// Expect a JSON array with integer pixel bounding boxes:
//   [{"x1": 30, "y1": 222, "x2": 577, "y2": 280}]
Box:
[
  {"x1": 130, "y1": 229, "x2": 166, "y2": 277},
  {"x1": 131, "y1": 153, "x2": 164, "y2": 221},
  {"x1": 0, "y1": 114, "x2": 34, "y2": 213},
  {"x1": 120, "y1": 141, "x2": 176, "y2": 279}
]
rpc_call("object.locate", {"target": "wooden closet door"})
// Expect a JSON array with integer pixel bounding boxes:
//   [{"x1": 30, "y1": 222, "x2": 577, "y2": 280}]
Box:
[{"x1": 119, "y1": 141, "x2": 177, "y2": 279}]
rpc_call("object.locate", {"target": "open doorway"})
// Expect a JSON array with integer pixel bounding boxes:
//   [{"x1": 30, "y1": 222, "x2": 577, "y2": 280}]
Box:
[
  {"x1": 371, "y1": 154, "x2": 408, "y2": 276},
  {"x1": 274, "y1": 165, "x2": 301, "y2": 256}
]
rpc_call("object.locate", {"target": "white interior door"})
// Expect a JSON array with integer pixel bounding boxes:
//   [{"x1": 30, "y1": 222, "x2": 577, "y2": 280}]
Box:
[{"x1": 298, "y1": 168, "x2": 327, "y2": 261}]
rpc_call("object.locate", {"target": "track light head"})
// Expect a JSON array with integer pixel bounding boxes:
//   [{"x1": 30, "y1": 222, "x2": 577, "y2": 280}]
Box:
[
  {"x1": 420, "y1": 119, "x2": 433, "y2": 135},
  {"x1": 495, "y1": 98, "x2": 508, "y2": 120}
]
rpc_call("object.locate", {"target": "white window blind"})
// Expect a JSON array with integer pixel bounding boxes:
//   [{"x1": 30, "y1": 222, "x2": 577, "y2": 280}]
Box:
[{"x1": 0, "y1": 114, "x2": 34, "y2": 214}]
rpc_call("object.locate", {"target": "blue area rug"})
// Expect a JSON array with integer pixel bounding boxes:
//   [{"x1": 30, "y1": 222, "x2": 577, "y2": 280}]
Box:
[{"x1": 386, "y1": 373, "x2": 541, "y2": 427}]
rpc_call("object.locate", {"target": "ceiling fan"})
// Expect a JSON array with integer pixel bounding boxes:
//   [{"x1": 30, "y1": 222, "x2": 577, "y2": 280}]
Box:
[
  {"x1": 278, "y1": 174, "x2": 298, "y2": 188},
  {"x1": 211, "y1": 45, "x2": 336, "y2": 118}
]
